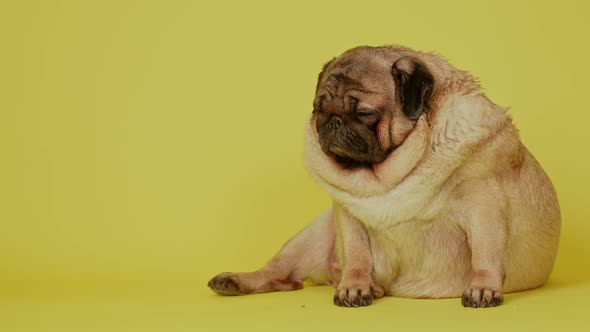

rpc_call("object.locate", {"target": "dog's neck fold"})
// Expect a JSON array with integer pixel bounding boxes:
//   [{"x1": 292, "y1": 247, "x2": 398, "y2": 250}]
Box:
[{"x1": 305, "y1": 92, "x2": 512, "y2": 225}]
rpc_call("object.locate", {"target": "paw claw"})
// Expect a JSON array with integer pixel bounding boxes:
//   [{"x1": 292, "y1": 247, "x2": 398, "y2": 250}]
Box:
[
  {"x1": 462, "y1": 287, "x2": 503, "y2": 308},
  {"x1": 208, "y1": 273, "x2": 243, "y2": 296},
  {"x1": 361, "y1": 294, "x2": 373, "y2": 306},
  {"x1": 333, "y1": 286, "x2": 375, "y2": 308}
]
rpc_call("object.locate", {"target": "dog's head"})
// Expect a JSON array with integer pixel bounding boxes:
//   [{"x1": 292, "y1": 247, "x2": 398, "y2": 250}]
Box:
[
  {"x1": 312, "y1": 47, "x2": 435, "y2": 170},
  {"x1": 305, "y1": 46, "x2": 491, "y2": 197}
]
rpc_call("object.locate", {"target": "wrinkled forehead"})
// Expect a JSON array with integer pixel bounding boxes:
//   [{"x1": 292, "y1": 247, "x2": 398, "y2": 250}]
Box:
[{"x1": 317, "y1": 55, "x2": 393, "y2": 99}]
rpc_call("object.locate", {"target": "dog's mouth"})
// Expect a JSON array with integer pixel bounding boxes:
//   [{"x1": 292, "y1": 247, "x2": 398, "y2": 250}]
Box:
[
  {"x1": 327, "y1": 146, "x2": 395, "y2": 170},
  {"x1": 317, "y1": 120, "x2": 393, "y2": 170},
  {"x1": 332, "y1": 155, "x2": 372, "y2": 170}
]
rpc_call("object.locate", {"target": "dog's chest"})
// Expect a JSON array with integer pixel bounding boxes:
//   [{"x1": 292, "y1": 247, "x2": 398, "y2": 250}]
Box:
[
  {"x1": 342, "y1": 183, "x2": 450, "y2": 229},
  {"x1": 367, "y1": 215, "x2": 471, "y2": 297}
]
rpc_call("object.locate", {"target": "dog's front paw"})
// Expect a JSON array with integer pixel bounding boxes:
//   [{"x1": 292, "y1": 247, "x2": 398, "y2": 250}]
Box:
[
  {"x1": 461, "y1": 287, "x2": 503, "y2": 308},
  {"x1": 333, "y1": 282, "x2": 384, "y2": 307},
  {"x1": 333, "y1": 287, "x2": 373, "y2": 307},
  {"x1": 208, "y1": 272, "x2": 244, "y2": 296}
]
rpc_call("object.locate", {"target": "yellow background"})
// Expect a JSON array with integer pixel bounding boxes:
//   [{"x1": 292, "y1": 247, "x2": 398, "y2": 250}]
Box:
[{"x1": 1, "y1": 0, "x2": 589, "y2": 331}]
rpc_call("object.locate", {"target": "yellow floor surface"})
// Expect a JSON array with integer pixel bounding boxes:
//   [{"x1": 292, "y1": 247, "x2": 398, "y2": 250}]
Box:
[{"x1": 1, "y1": 277, "x2": 588, "y2": 332}]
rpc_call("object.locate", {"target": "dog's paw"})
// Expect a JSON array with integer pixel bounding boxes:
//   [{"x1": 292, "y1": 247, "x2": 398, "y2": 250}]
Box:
[
  {"x1": 208, "y1": 273, "x2": 244, "y2": 296},
  {"x1": 333, "y1": 283, "x2": 384, "y2": 307},
  {"x1": 333, "y1": 287, "x2": 373, "y2": 307},
  {"x1": 461, "y1": 287, "x2": 503, "y2": 308}
]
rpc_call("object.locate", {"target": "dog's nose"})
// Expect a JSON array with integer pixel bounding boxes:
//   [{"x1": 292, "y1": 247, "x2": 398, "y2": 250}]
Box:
[{"x1": 330, "y1": 115, "x2": 344, "y2": 129}]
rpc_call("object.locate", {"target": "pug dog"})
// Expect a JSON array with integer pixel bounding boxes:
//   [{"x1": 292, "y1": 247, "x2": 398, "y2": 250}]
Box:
[{"x1": 208, "y1": 45, "x2": 561, "y2": 308}]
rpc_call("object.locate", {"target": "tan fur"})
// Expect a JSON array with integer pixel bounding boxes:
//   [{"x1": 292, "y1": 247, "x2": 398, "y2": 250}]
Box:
[{"x1": 208, "y1": 46, "x2": 560, "y2": 308}]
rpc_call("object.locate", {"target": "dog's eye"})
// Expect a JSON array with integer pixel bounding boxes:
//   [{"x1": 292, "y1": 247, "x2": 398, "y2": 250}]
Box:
[{"x1": 356, "y1": 112, "x2": 374, "y2": 117}]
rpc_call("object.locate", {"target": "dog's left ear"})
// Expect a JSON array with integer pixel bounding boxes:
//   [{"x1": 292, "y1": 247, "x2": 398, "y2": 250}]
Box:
[{"x1": 391, "y1": 57, "x2": 434, "y2": 120}]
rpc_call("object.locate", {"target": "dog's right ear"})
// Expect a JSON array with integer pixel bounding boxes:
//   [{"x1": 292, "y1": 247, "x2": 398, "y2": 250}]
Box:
[
  {"x1": 315, "y1": 58, "x2": 335, "y2": 93},
  {"x1": 391, "y1": 57, "x2": 434, "y2": 120}
]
